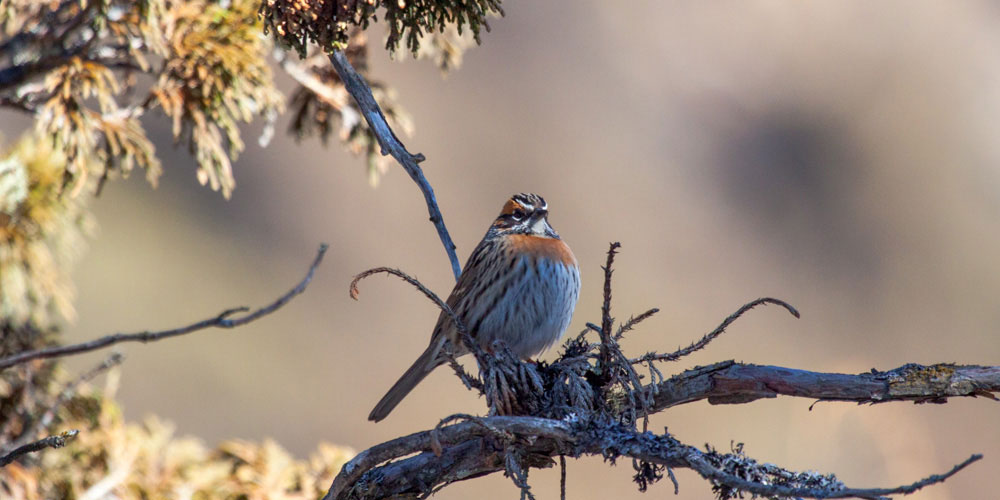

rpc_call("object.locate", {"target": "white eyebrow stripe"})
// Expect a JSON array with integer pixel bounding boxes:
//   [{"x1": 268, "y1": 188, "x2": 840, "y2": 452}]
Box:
[{"x1": 514, "y1": 195, "x2": 533, "y2": 209}]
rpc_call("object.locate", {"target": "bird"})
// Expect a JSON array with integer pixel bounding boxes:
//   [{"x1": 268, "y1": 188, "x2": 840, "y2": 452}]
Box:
[{"x1": 369, "y1": 193, "x2": 581, "y2": 422}]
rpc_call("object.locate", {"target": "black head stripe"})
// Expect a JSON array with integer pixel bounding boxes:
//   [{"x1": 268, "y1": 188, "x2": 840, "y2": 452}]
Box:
[{"x1": 511, "y1": 193, "x2": 545, "y2": 213}]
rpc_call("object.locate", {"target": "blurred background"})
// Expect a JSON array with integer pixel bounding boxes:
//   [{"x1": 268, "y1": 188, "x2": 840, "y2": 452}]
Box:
[{"x1": 5, "y1": 0, "x2": 1000, "y2": 498}]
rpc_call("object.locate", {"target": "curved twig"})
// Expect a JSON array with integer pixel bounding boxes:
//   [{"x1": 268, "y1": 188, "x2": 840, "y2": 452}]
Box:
[
  {"x1": 349, "y1": 266, "x2": 487, "y2": 364},
  {"x1": 0, "y1": 245, "x2": 328, "y2": 371},
  {"x1": 630, "y1": 297, "x2": 800, "y2": 365},
  {"x1": 615, "y1": 308, "x2": 659, "y2": 340},
  {"x1": 328, "y1": 50, "x2": 462, "y2": 281}
]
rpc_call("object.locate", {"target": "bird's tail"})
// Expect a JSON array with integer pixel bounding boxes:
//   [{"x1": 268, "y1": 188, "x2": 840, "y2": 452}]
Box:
[{"x1": 368, "y1": 338, "x2": 444, "y2": 422}]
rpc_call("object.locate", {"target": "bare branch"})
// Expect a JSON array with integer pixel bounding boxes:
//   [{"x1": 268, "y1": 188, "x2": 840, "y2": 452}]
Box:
[
  {"x1": 0, "y1": 245, "x2": 328, "y2": 371},
  {"x1": 592, "y1": 242, "x2": 622, "y2": 389},
  {"x1": 673, "y1": 447, "x2": 981, "y2": 500},
  {"x1": 324, "y1": 416, "x2": 573, "y2": 500},
  {"x1": 349, "y1": 266, "x2": 488, "y2": 366},
  {"x1": 631, "y1": 297, "x2": 799, "y2": 365},
  {"x1": 0, "y1": 430, "x2": 79, "y2": 467},
  {"x1": 615, "y1": 308, "x2": 659, "y2": 340},
  {"x1": 559, "y1": 455, "x2": 566, "y2": 500},
  {"x1": 444, "y1": 352, "x2": 485, "y2": 392},
  {"x1": 599, "y1": 242, "x2": 621, "y2": 346},
  {"x1": 648, "y1": 361, "x2": 1000, "y2": 410},
  {"x1": 841, "y1": 454, "x2": 981, "y2": 498},
  {"x1": 324, "y1": 415, "x2": 981, "y2": 500},
  {"x1": 350, "y1": 267, "x2": 445, "y2": 309},
  {"x1": 328, "y1": 49, "x2": 462, "y2": 281}
]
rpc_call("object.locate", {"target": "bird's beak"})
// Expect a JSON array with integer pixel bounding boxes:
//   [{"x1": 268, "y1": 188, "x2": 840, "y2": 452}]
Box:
[{"x1": 530, "y1": 210, "x2": 557, "y2": 237}]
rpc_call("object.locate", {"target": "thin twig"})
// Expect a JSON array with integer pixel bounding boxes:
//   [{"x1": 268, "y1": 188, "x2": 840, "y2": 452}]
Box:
[
  {"x1": 615, "y1": 308, "x2": 659, "y2": 340},
  {"x1": 505, "y1": 450, "x2": 536, "y2": 500},
  {"x1": 0, "y1": 430, "x2": 79, "y2": 467},
  {"x1": 666, "y1": 466, "x2": 678, "y2": 494},
  {"x1": 0, "y1": 245, "x2": 328, "y2": 371},
  {"x1": 600, "y1": 242, "x2": 620, "y2": 344},
  {"x1": 350, "y1": 267, "x2": 446, "y2": 309},
  {"x1": 836, "y1": 454, "x2": 981, "y2": 498},
  {"x1": 679, "y1": 450, "x2": 981, "y2": 499},
  {"x1": 560, "y1": 455, "x2": 567, "y2": 500},
  {"x1": 328, "y1": 49, "x2": 462, "y2": 281},
  {"x1": 349, "y1": 266, "x2": 487, "y2": 363},
  {"x1": 596, "y1": 242, "x2": 621, "y2": 375},
  {"x1": 444, "y1": 351, "x2": 484, "y2": 392},
  {"x1": 630, "y1": 297, "x2": 799, "y2": 365}
]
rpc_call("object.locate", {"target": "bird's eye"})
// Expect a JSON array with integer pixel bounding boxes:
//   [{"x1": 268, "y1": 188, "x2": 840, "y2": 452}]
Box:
[{"x1": 510, "y1": 210, "x2": 526, "y2": 221}]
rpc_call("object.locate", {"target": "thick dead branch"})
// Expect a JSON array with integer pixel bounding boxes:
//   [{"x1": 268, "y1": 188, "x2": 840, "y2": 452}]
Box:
[
  {"x1": 0, "y1": 245, "x2": 328, "y2": 371},
  {"x1": 648, "y1": 361, "x2": 1000, "y2": 410},
  {"x1": 325, "y1": 357, "x2": 997, "y2": 498},
  {"x1": 328, "y1": 50, "x2": 462, "y2": 281},
  {"x1": 324, "y1": 415, "x2": 981, "y2": 500}
]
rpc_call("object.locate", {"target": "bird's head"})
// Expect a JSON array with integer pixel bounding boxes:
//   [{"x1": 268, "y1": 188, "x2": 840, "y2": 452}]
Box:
[{"x1": 492, "y1": 193, "x2": 558, "y2": 238}]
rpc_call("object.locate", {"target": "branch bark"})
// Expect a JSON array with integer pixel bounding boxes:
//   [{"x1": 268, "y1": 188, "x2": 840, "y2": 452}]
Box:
[
  {"x1": 647, "y1": 361, "x2": 1000, "y2": 410},
  {"x1": 325, "y1": 411, "x2": 984, "y2": 500},
  {"x1": 328, "y1": 50, "x2": 462, "y2": 282},
  {"x1": 325, "y1": 362, "x2": 998, "y2": 500}
]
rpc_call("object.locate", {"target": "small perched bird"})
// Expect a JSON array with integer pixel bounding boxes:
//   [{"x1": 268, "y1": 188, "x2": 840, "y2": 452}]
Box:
[{"x1": 369, "y1": 193, "x2": 581, "y2": 422}]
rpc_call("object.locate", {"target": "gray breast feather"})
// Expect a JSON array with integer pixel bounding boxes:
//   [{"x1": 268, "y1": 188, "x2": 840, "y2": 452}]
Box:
[{"x1": 475, "y1": 256, "x2": 580, "y2": 358}]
